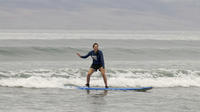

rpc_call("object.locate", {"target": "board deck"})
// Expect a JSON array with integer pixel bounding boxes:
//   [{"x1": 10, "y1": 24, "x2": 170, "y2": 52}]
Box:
[{"x1": 77, "y1": 86, "x2": 153, "y2": 91}]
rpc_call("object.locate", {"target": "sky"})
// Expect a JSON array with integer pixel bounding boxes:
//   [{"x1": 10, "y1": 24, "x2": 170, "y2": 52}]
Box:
[{"x1": 0, "y1": 0, "x2": 199, "y2": 30}]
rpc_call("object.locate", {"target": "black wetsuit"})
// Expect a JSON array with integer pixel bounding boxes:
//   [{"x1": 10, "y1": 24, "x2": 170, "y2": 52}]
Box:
[{"x1": 81, "y1": 50, "x2": 105, "y2": 71}]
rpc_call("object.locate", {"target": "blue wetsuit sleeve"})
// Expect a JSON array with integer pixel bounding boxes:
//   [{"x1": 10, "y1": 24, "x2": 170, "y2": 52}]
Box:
[
  {"x1": 80, "y1": 51, "x2": 91, "y2": 59},
  {"x1": 100, "y1": 51, "x2": 105, "y2": 68}
]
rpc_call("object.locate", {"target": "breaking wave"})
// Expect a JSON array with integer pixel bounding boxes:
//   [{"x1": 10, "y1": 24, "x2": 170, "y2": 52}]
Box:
[{"x1": 0, "y1": 68, "x2": 200, "y2": 88}]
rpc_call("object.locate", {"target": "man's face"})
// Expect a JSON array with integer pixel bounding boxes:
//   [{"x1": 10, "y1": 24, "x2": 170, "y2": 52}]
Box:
[{"x1": 93, "y1": 45, "x2": 98, "y2": 51}]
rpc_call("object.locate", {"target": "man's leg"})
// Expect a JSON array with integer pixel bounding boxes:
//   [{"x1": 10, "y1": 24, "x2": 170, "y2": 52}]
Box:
[
  {"x1": 86, "y1": 68, "x2": 94, "y2": 87},
  {"x1": 99, "y1": 67, "x2": 108, "y2": 88}
]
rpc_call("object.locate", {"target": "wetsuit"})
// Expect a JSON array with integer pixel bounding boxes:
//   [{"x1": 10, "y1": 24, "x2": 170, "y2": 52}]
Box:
[{"x1": 81, "y1": 50, "x2": 105, "y2": 71}]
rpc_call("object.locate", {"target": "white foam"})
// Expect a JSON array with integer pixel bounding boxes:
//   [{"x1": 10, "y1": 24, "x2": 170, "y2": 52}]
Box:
[
  {"x1": 0, "y1": 75, "x2": 200, "y2": 88},
  {"x1": 0, "y1": 68, "x2": 200, "y2": 88}
]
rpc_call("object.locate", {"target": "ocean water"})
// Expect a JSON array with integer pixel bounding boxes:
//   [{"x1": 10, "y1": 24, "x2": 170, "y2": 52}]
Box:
[{"x1": 0, "y1": 30, "x2": 200, "y2": 112}]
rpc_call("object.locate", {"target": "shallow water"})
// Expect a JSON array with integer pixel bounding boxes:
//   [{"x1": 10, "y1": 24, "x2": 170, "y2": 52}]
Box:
[{"x1": 0, "y1": 87, "x2": 199, "y2": 112}]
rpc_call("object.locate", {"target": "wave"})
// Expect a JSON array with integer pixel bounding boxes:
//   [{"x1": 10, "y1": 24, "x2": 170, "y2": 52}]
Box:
[
  {"x1": 0, "y1": 30, "x2": 200, "y2": 40},
  {"x1": 0, "y1": 68, "x2": 200, "y2": 88},
  {"x1": 0, "y1": 47, "x2": 200, "y2": 61}
]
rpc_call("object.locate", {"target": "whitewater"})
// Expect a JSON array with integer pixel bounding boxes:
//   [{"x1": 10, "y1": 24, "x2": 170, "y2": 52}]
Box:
[{"x1": 0, "y1": 68, "x2": 200, "y2": 88}]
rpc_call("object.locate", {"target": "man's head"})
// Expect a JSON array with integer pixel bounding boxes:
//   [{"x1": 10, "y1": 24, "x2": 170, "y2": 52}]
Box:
[{"x1": 93, "y1": 43, "x2": 99, "y2": 52}]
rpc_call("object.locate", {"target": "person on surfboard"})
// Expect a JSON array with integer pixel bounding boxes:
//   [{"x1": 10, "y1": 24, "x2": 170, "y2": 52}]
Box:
[{"x1": 77, "y1": 43, "x2": 108, "y2": 88}]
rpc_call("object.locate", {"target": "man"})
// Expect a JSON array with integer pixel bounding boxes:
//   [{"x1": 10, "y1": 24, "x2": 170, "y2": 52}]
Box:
[{"x1": 77, "y1": 43, "x2": 108, "y2": 88}]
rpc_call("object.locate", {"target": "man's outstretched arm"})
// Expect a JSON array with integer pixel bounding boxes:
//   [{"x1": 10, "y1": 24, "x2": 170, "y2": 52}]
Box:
[{"x1": 77, "y1": 51, "x2": 91, "y2": 59}]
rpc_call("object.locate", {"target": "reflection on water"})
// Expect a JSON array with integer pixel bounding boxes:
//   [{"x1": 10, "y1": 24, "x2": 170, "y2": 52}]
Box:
[
  {"x1": 86, "y1": 90, "x2": 108, "y2": 97},
  {"x1": 85, "y1": 90, "x2": 108, "y2": 112}
]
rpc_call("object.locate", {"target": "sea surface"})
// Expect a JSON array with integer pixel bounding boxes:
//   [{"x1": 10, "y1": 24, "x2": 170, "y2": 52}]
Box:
[{"x1": 0, "y1": 30, "x2": 200, "y2": 112}]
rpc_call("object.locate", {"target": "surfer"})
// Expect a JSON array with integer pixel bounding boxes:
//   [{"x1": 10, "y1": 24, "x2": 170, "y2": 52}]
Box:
[{"x1": 77, "y1": 43, "x2": 108, "y2": 88}]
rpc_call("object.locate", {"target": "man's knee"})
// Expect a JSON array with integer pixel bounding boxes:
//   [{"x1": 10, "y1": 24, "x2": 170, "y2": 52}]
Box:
[
  {"x1": 88, "y1": 72, "x2": 93, "y2": 76},
  {"x1": 101, "y1": 72, "x2": 105, "y2": 76}
]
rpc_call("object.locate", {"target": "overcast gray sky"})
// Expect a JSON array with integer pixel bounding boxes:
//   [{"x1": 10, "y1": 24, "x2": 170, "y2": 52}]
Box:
[{"x1": 0, "y1": 0, "x2": 199, "y2": 30}]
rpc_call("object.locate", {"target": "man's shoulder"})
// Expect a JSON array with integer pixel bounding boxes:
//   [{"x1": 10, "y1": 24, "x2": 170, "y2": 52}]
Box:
[
  {"x1": 89, "y1": 50, "x2": 94, "y2": 53},
  {"x1": 98, "y1": 50, "x2": 103, "y2": 54}
]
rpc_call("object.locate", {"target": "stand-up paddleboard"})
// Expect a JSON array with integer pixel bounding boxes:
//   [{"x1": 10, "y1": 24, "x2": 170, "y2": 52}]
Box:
[{"x1": 77, "y1": 86, "x2": 153, "y2": 91}]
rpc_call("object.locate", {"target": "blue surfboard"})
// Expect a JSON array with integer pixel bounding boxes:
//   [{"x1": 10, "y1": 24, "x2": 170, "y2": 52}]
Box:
[{"x1": 77, "y1": 86, "x2": 153, "y2": 91}]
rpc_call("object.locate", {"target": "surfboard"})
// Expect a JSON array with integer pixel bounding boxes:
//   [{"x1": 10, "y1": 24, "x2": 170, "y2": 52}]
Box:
[{"x1": 77, "y1": 86, "x2": 153, "y2": 91}]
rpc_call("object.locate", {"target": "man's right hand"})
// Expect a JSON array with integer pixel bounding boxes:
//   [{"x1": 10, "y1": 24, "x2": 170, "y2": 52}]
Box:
[{"x1": 77, "y1": 53, "x2": 81, "y2": 57}]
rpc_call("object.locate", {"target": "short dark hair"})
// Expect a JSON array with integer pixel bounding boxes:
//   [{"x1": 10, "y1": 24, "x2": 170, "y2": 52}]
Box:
[{"x1": 93, "y1": 43, "x2": 99, "y2": 48}]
